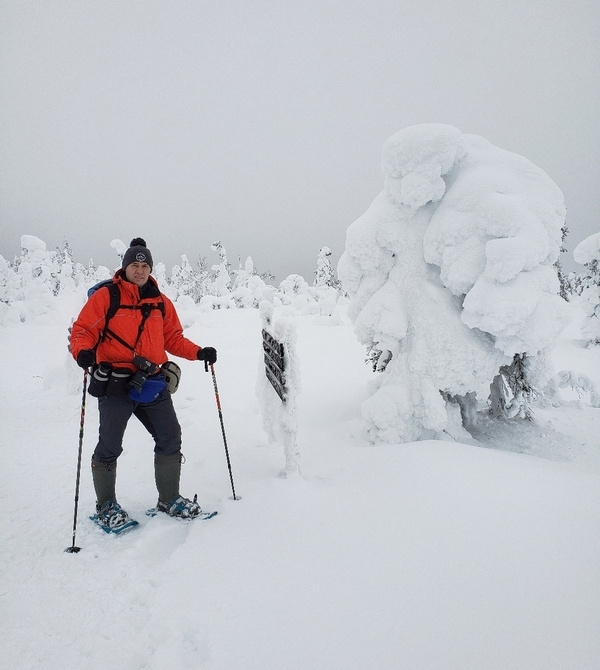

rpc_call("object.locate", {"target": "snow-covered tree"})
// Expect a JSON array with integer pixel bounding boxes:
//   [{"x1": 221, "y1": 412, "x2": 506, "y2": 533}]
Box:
[
  {"x1": 210, "y1": 241, "x2": 232, "y2": 297},
  {"x1": 110, "y1": 239, "x2": 127, "y2": 265},
  {"x1": 54, "y1": 239, "x2": 78, "y2": 294},
  {"x1": 555, "y1": 225, "x2": 570, "y2": 301},
  {"x1": 0, "y1": 234, "x2": 344, "y2": 318},
  {"x1": 0, "y1": 254, "x2": 19, "y2": 323},
  {"x1": 313, "y1": 246, "x2": 342, "y2": 290},
  {"x1": 338, "y1": 124, "x2": 569, "y2": 443},
  {"x1": 153, "y1": 262, "x2": 172, "y2": 298},
  {"x1": 573, "y1": 232, "x2": 600, "y2": 345}
]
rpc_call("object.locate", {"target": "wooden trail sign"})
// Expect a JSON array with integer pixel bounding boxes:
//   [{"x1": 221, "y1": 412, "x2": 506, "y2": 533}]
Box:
[{"x1": 262, "y1": 329, "x2": 287, "y2": 402}]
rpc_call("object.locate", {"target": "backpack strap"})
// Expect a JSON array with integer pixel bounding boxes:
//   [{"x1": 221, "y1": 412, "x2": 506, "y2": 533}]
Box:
[
  {"x1": 94, "y1": 282, "x2": 121, "y2": 347},
  {"x1": 105, "y1": 282, "x2": 121, "y2": 328},
  {"x1": 101, "y1": 284, "x2": 165, "y2": 353}
]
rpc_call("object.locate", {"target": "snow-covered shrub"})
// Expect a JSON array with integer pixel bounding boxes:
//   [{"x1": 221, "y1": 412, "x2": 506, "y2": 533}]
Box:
[
  {"x1": 488, "y1": 353, "x2": 546, "y2": 420},
  {"x1": 232, "y1": 257, "x2": 277, "y2": 307},
  {"x1": 544, "y1": 369, "x2": 600, "y2": 408},
  {"x1": 173, "y1": 294, "x2": 200, "y2": 327},
  {"x1": 199, "y1": 294, "x2": 236, "y2": 311},
  {"x1": 573, "y1": 232, "x2": 600, "y2": 345},
  {"x1": 275, "y1": 274, "x2": 314, "y2": 312},
  {"x1": 309, "y1": 285, "x2": 340, "y2": 318},
  {"x1": 273, "y1": 272, "x2": 343, "y2": 317},
  {"x1": 1, "y1": 236, "x2": 56, "y2": 322},
  {"x1": 339, "y1": 124, "x2": 569, "y2": 444}
]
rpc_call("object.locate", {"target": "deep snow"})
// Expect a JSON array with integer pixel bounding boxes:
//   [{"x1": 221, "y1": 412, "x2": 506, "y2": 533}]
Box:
[{"x1": 1, "y1": 296, "x2": 599, "y2": 669}]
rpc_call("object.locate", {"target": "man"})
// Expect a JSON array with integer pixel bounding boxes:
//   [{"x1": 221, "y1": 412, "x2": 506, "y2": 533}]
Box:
[{"x1": 70, "y1": 238, "x2": 217, "y2": 531}]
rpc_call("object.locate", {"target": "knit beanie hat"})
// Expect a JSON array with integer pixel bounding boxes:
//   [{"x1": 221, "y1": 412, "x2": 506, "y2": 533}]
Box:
[{"x1": 122, "y1": 238, "x2": 153, "y2": 270}]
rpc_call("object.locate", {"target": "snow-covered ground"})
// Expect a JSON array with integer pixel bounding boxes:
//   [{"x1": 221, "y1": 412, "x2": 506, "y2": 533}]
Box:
[{"x1": 1, "y1": 296, "x2": 599, "y2": 669}]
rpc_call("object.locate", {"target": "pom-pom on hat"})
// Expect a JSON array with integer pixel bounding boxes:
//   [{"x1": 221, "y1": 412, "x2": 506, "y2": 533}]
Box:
[{"x1": 122, "y1": 237, "x2": 153, "y2": 270}]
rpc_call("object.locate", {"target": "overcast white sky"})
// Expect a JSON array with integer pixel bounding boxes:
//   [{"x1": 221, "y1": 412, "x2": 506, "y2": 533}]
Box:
[{"x1": 1, "y1": 0, "x2": 599, "y2": 280}]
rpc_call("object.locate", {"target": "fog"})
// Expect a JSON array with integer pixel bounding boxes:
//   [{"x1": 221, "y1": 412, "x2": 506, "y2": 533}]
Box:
[{"x1": 1, "y1": 0, "x2": 598, "y2": 280}]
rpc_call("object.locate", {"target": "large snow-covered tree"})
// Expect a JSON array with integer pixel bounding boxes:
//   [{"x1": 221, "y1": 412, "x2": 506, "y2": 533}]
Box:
[
  {"x1": 573, "y1": 232, "x2": 600, "y2": 345},
  {"x1": 338, "y1": 124, "x2": 569, "y2": 443}
]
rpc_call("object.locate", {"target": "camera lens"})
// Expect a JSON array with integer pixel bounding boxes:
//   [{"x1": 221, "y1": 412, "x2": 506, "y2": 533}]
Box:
[
  {"x1": 129, "y1": 370, "x2": 148, "y2": 393},
  {"x1": 93, "y1": 364, "x2": 111, "y2": 383}
]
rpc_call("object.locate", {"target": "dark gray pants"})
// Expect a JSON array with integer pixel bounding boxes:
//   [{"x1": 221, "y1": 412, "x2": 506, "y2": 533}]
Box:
[{"x1": 93, "y1": 389, "x2": 182, "y2": 463}]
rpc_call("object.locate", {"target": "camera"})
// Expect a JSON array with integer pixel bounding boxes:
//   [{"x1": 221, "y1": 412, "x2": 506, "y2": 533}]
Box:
[
  {"x1": 129, "y1": 369, "x2": 148, "y2": 394},
  {"x1": 129, "y1": 356, "x2": 160, "y2": 393}
]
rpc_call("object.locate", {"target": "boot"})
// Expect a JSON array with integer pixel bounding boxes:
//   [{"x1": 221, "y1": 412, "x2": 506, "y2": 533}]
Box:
[
  {"x1": 91, "y1": 459, "x2": 131, "y2": 530},
  {"x1": 154, "y1": 451, "x2": 182, "y2": 504},
  {"x1": 91, "y1": 458, "x2": 117, "y2": 508},
  {"x1": 154, "y1": 451, "x2": 201, "y2": 519},
  {"x1": 95, "y1": 500, "x2": 130, "y2": 530}
]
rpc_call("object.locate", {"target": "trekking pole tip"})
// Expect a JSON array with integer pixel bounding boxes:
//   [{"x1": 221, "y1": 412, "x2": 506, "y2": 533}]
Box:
[{"x1": 64, "y1": 546, "x2": 81, "y2": 553}]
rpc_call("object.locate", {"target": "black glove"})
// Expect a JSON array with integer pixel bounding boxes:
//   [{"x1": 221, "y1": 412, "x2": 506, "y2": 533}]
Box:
[
  {"x1": 76, "y1": 349, "x2": 96, "y2": 369},
  {"x1": 197, "y1": 347, "x2": 217, "y2": 365}
]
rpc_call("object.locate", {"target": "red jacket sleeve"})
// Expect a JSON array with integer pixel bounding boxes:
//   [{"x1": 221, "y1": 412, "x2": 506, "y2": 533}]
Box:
[
  {"x1": 70, "y1": 289, "x2": 112, "y2": 362},
  {"x1": 161, "y1": 296, "x2": 202, "y2": 361}
]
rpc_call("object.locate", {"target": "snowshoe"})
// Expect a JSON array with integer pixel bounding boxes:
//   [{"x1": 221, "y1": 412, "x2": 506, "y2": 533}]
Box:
[
  {"x1": 146, "y1": 501, "x2": 217, "y2": 521},
  {"x1": 90, "y1": 500, "x2": 138, "y2": 534},
  {"x1": 155, "y1": 494, "x2": 206, "y2": 519}
]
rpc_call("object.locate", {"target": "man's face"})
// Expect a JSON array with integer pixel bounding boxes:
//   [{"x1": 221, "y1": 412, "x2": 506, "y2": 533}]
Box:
[{"x1": 125, "y1": 261, "x2": 151, "y2": 287}]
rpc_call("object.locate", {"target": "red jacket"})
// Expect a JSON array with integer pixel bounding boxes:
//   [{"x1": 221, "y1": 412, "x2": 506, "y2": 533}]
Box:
[{"x1": 70, "y1": 272, "x2": 201, "y2": 371}]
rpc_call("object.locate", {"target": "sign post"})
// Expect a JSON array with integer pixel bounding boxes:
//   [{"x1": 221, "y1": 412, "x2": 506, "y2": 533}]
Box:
[{"x1": 258, "y1": 302, "x2": 300, "y2": 476}]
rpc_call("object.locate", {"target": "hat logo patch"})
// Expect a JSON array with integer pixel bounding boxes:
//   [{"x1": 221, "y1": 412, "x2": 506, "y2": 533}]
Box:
[{"x1": 135, "y1": 252, "x2": 147, "y2": 262}]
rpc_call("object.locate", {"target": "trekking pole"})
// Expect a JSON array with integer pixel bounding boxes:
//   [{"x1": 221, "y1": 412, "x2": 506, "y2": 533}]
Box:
[
  {"x1": 65, "y1": 368, "x2": 89, "y2": 553},
  {"x1": 206, "y1": 361, "x2": 239, "y2": 500}
]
